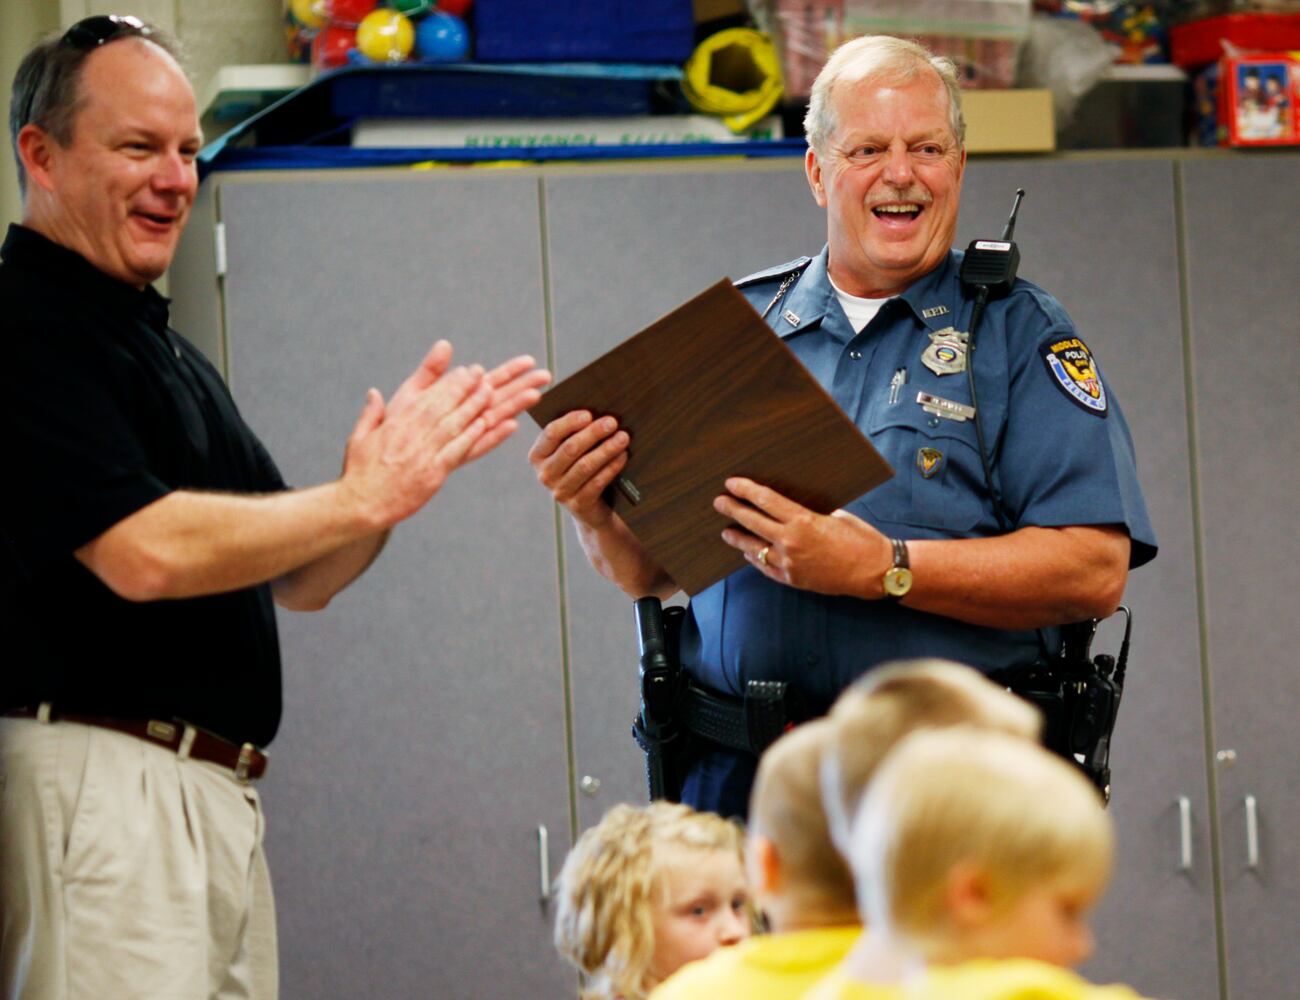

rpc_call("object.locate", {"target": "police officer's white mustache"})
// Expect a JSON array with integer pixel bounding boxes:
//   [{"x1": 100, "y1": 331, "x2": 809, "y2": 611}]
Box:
[{"x1": 865, "y1": 188, "x2": 934, "y2": 207}]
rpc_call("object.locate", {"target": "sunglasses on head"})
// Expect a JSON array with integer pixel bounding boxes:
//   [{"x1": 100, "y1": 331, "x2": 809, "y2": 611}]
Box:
[
  {"x1": 19, "y1": 15, "x2": 153, "y2": 130},
  {"x1": 62, "y1": 14, "x2": 152, "y2": 51}
]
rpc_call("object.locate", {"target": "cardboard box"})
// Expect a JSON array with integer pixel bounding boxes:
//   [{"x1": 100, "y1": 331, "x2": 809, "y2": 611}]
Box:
[{"x1": 962, "y1": 88, "x2": 1054, "y2": 153}]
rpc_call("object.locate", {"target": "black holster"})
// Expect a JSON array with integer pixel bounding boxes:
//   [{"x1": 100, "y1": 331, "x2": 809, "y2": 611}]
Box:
[
  {"x1": 994, "y1": 608, "x2": 1131, "y2": 802},
  {"x1": 630, "y1": 598, "x2": 806, "y2": 802},
  {"x1": 631, "y1": 598, "x2": 688, "y2": 801}
]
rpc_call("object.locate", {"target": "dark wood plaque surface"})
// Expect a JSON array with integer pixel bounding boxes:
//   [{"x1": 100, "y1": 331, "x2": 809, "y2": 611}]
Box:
[{"x1": 529, "y1": 279, "x2": 893, "y2": 596}]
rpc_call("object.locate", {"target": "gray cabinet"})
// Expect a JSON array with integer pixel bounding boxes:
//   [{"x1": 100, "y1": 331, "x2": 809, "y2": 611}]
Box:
[
  {"x1": 168, "y1": 151, "x2": 1300, "y2": 1000},
  {"x1": 958, "y1": 159, "x2": 1218, "y2": 1000},
  {"x1": 188, "y1": 173, "x2": 575, "y2": 1000},
  {"x1": 1182, "y1": 156, "x2": 1300, "y2": 1000}
]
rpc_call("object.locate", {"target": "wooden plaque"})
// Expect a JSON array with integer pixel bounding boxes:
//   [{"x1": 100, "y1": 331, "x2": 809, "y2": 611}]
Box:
[{"x1": 529, "y1": 279, "x2": 893, "y2": 596}]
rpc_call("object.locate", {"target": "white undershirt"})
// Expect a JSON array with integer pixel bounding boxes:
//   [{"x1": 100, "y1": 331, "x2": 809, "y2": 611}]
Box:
[{"x1": 829, "y1": 275, "x2": 894, "y2": 334}]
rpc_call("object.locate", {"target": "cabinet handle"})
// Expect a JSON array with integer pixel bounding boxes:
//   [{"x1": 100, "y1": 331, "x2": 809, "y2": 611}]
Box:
[
  {"x1": 1177, "y1": 796, "x2": 1193, "y2": 871},
  {"x1": 537, "y1": 825, "x2": 551, "y2": 902},
  {"x1": 1245, "y1": 795, "x2": 1259, "y2": 870}
]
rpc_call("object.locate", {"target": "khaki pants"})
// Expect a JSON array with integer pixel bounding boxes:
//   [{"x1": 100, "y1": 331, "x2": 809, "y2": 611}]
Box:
[{"x1": 0, "y1": 717, "x2": 278, "y2": 1000}]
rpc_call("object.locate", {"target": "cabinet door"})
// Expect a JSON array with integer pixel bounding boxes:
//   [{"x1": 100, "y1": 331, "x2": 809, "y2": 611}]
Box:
[
  {"x1": 542, "y1": 164, "x2": 829, "y2": 829},
  {"x1": 217, "y1": 173, "x2": 574, "y2": 1000},
  {"x1": 957, "y1": 158, "x2": 1219, "y2": 1000},
  {"x1": 1183, "y1": 154, "x2": 1300, "y2": 1000}
]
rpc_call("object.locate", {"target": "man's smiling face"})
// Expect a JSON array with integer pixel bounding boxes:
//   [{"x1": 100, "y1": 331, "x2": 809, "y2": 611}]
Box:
[
  {"x1": 806, "y1": 69, "x2": 966, "y2": 298},
  {"x1": 34, "y1": 38, "x2": 201, "y2": 287}
]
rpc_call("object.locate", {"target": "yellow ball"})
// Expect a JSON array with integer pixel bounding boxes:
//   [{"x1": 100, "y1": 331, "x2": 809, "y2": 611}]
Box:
[
  {"x1": 356, "y1": 9, "x2": 415, "y2": 63},
  {"x1": 289, "y1": 0, "x2": 328, "y2": 29}
]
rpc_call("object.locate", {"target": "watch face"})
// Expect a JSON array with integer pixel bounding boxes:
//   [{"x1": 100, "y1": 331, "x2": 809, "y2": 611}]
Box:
[{"x1": 884, "y1": 567, "x2": 914, "y2": 597}]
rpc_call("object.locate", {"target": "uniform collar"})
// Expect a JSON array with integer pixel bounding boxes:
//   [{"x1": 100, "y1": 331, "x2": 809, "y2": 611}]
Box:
[
  {"x1": 1, "y1": 223, "x2": 172, "y2": 335},
  {"x1": 894, "y1": 250, "x2": 964, "y2": 334},
  {"x1": 778, "y1": 248, "x2": 963, "y2": 341},
  {"x1": 775, "y1": 246, "x2": 836, "y2": 340}
]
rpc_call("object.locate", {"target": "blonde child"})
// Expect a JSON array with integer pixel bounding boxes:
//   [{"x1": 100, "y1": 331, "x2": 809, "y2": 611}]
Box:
[
  {"x1": 652, "y1": 659, "x2": 1040, "y2": 1000},
  {"x1": 812, "y1": 727, "x2": 1152, "y2": 1000},
  {"x1": 819, "y1": 658, "x2": 1042, "y2": 859},
  {"x1": 650, "y1": 720, "x2": 859, "y2": 1000},
  {"x1": 553, "y1": 801, "x2": 751, "y2": 1000}
]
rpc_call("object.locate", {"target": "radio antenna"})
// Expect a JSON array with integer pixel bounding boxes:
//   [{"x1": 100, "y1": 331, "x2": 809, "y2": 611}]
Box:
[{"x1": 1001, "y1": 188, "x2": 1026, "y2": 241}]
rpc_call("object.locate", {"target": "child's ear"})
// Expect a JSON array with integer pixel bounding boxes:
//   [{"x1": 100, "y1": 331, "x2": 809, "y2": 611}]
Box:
[
  {"x1": 944, "y1": 860, "x2": 996, "y2": 928},
  {"x1": 747, "y1": 834, "x2": 783, "y2": 895}
]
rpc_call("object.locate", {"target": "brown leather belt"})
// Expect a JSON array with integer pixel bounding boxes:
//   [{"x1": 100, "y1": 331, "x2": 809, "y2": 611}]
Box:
[{"x1": 3, "y1": 706, "x2": 268, "y2": 782}]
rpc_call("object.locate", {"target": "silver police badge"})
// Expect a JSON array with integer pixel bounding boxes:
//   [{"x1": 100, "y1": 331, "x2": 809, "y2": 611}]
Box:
[{"x1": 920, "y1": 327, "x2": 968, "y2": 376}]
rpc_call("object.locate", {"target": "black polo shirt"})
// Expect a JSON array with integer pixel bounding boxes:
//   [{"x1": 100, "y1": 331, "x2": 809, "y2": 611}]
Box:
[{"x1": 1, "y1": 224, "x2": 286, "y2": 746}]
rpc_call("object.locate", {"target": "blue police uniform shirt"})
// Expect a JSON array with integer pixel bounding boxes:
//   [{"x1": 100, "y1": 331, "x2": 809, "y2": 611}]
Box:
[{"x1": 678, "y1": 247, "x2": 1157, "y2": 711}]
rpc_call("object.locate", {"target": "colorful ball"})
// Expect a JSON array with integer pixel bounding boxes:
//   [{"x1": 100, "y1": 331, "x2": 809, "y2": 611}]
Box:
[
  {"x1": 415, "y1": 12, "x2": 469, "y2": 62},
  {"x1": 327, "y1": 0, "x2": 378, "y2": 26},
  {"x1": 289, "y1": 0, "x2": 328, "y2": 29},
  {"x1": 312, "y1": 23, "x2": 357, "y2": 68},
  {"x1": 356, "y1": 9, "x2": 415, "y2": 62},
  {"x1": 437, "y1": 0, "x2": 474, "y2": 17}
]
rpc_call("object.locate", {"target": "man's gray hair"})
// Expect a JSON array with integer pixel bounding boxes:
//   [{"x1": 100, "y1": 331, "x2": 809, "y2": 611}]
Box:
[
  {"x1": 8, "y1": 21, "x2": 181, "y2": 196},
  {"x1": 803, "y1": 35, "x2": 966, "y2": 153}
]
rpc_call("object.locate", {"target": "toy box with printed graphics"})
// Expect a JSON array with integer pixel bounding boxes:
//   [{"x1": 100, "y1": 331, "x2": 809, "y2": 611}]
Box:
[{"x1": 1221, "y1": 54, "x2": 1299, "y2": 147}]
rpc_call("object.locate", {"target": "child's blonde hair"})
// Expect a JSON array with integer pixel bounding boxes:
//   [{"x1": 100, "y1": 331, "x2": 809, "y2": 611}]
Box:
[
  {"x1": 553, "y1": 801, "x2": 746, "y2": 1000},
  {"x1": 821, "y1": 658, "x2": 1042, "y2": 854},
  {"x1": 749, "y1": 719, "x2": 856, "y2": 917},
  {"x1": 850, "y1": 726, "x2": 1114, "y2": 958}
]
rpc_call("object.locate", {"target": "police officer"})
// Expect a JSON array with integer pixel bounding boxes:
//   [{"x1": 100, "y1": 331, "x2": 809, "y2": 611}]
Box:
[{"x1": 529, "y1": 35, "x2": 1156, "y2": 818}]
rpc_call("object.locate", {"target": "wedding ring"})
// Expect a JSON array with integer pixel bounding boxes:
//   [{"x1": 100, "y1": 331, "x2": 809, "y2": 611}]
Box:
[{"x1": 757, "y1": 546, "x2": 770, "y2": 566}]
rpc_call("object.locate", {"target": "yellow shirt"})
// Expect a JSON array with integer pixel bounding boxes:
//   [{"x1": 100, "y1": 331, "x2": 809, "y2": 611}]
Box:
[
  {"x1": 804, "y1": 958, "x2": 1149, "y2": 1000},
  {"x1": 649, "y1": 926, "x2": 861, "y2": 1000},
  {"x1": 804, "y1": 966, "x2": 899, "y2": 1000}
]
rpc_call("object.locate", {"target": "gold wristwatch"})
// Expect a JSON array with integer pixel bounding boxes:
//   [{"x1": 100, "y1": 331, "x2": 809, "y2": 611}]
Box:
[{"x1": 882, "y1": 538, "x2": 913, "y2": 599}]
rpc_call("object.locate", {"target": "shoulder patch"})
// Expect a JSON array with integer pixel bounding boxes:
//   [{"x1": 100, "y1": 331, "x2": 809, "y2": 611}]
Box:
[
  {"x1": 1040, "y1": 335, "x2": 1107, "y2": 417},
  {"x1": 733, "y1": 256, "x2": 813, "y2": 289}
]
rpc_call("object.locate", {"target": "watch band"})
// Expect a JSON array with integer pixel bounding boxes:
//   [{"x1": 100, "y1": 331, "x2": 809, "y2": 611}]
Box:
[{"x1": 891, "y1": 537, "x2": 910, "y2": 570}]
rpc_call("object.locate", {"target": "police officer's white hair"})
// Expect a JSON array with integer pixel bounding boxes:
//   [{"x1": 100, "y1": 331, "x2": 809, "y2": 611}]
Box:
[{"x1": 803, "y1": 35, "x2": 966, "y2": 154}]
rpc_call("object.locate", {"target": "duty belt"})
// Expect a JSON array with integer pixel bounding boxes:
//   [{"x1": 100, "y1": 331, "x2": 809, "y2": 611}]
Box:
[
  {"x1": 3, "y1": 704, "x2": 268, "y2": 783},
  {"x1": 678, "y1": 679, "x2": 803, "y2": 756}
]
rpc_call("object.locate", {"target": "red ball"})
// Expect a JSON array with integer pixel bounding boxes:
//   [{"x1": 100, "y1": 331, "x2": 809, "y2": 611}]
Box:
[
  {"x1": 312, "y1": 24, "x2": 357, "y2": 68},
  {"x1": 437, "y1": 0, "x2": 473, "y2": 16},
  {"x1": 328, "y1": 0, "x2": 379, "y2": 26}
]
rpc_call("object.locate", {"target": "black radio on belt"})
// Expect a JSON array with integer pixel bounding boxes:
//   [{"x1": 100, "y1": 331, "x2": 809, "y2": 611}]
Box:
[
  {"x1": 960, "y1": 189, "x2": 1132, "y2": 802},
  {"x1": 994, "y1": 610, "x2": 1132, "y2": 802}
]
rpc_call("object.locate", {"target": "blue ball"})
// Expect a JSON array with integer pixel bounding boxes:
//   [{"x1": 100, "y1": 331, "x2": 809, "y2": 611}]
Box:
[{"x1": 415, "y1": 12, "x2": 469, "y2": 62}]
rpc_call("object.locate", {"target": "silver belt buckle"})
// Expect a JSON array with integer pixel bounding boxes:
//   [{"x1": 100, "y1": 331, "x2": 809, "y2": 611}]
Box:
[{"x1": 235, "y1": 742, "x2": 258, "y2": 783}]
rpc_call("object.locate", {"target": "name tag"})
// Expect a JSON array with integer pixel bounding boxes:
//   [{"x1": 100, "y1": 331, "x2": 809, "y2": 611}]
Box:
[{"x1": 916, "y1": 391, "x2": 976, "y2": 422}]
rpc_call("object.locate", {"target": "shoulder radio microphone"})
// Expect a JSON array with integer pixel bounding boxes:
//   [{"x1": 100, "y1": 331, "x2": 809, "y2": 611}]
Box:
[
  {"x1": 959, "y1": 187, "x2": 1024, "y2": 299},
  {"x1": 955, "y1": 188, "x2": 1026, "y2": 535}
]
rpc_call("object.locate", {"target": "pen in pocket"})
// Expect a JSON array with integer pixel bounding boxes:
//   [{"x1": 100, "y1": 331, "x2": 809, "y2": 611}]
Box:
[{"x1": 888, "y1": 367, "x2": 907, "y2": 405}]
